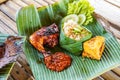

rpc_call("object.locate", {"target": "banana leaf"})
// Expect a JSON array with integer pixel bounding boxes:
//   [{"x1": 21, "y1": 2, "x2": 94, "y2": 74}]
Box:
[
  {"x1": 16, "y1": 1, "x2": 120, "y2": 80},
  {"x1": 0, "y1": 34, "x2": 15, "y2": 80}
]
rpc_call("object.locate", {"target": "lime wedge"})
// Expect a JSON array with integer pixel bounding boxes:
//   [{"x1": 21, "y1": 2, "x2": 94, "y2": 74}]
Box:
[
  {"x1": 64, "y1": 14, "x2": 78, "y2": 23},
  {"x1": 78, "y1": 14, "x2": 86, "y2": 25}
]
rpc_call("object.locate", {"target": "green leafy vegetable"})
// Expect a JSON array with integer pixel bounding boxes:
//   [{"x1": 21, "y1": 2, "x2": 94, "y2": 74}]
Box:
[{"x1": 67, "y1": 0, "x2": 94, "y2": 25}]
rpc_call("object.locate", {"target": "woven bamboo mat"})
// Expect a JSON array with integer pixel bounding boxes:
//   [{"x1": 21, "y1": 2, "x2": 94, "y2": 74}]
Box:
[{"x1": 0, "y1": 0, "x2": 120, "y2": 80}]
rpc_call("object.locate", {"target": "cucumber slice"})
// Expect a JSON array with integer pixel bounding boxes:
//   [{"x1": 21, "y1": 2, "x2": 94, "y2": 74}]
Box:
[
  {"x1": 64, "y1": 14, "x2": 78, "y2": 23},
  {"x1": 78, "y1": 14, "x2": 86, "y2": 25}
]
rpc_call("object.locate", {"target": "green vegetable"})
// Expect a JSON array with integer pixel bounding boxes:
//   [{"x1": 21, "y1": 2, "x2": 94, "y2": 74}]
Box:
[
  {"x1": 78, "y1": 14, "x2": 86, "y2": 25},
  {"x1": 67, "y1": 0, "x2": 94, "y2": 25},
  {"x1": 63, "y1": 14, "x2": 86, "y2": 25},
  {"x1": 64, "y1": 14, "x2": 78, "y2": 23}
]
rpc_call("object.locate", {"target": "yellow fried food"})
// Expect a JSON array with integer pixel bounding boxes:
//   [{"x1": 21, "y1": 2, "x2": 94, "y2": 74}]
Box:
[{"x1": 82, "y1": 36, "x2": 105, "y2": 60}]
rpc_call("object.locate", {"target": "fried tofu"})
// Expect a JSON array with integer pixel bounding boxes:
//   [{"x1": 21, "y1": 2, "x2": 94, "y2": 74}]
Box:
[{"x1": 82, "y1": 36, "x2": 105, "y2": 60}]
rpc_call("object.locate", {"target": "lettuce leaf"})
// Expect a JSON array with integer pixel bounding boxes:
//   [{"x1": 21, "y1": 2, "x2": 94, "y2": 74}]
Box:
[{"x1": 67, "y1": 0, "x2": 94, "y2": 25}]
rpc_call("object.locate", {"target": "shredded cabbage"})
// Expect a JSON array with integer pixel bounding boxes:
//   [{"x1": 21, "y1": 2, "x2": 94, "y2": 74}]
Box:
[{"x1": 67, "y1": 0, "x2": 94, "y2": 25}]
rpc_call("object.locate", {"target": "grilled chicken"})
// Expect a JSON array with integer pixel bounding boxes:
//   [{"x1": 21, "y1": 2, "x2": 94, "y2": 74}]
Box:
[
  {"x1": 29, "y1": 23, "x2": 72, "y2": 72},
  {"x1": 0, "y1": 36, "x2": 23, "y2": 68},
  {"x1": 0, "y1": 36, "x2": 22, "y2": 58},
  {"x1": 4, "y1": 36, "x2": 23, "y2": 57},
  {"x1": 29, "y1": 23, "x2": 59, "y2": 52},
  {"x1": 44, "y1": 52, "x2": 71, "y2": 72}
]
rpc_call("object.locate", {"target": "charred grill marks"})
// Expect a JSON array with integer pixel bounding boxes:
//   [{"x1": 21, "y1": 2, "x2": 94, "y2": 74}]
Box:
[
  {"x1": 37, "y1": 23, "x2": 59, "y2": 36},
  {"x1": 29, "y1": 23, "x2": 72, "y2": 72}
]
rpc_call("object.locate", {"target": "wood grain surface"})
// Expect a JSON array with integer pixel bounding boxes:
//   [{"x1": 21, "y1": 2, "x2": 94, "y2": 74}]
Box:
[{"x1": 0, "y1": 0, "x2": 120, "y2": 80}]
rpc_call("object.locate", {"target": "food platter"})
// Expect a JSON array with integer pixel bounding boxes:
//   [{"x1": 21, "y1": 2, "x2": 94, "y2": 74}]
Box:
[{"x1": 16, "y1": 0, "x2": 120, "y2": 80}]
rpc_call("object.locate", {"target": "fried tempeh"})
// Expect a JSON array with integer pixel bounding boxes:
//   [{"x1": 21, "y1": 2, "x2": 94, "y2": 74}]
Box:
[{"x1": 82, "y1": 36, "x2": 105, "y2": 60}]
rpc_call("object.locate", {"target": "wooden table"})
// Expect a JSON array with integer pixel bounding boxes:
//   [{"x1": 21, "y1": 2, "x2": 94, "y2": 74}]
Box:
[{"x1": 0, "y1": 0, "x2": 120, "y2": 80}]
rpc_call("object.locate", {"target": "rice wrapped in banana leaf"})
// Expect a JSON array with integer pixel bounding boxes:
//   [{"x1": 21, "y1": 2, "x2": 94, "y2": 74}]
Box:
[{"x1": 60, "y1": 14, "x2": 92, "y2": 56}]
